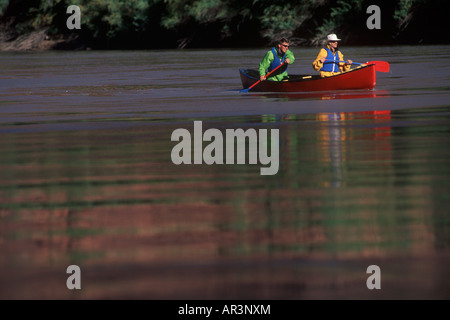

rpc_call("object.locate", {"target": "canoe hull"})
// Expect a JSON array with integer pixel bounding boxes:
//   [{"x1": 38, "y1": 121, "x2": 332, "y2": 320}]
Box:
[{"x1": 239, "y1": 64, "x2": 376, "y2": 92}]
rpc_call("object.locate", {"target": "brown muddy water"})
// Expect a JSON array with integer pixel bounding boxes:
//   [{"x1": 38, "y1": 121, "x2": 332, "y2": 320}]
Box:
[{"x1": 0, "y1": 45, "x2": 450, "y2": 300}]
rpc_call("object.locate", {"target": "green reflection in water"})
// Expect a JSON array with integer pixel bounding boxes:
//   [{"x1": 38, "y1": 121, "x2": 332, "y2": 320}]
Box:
[{"x1": 1, "y1": 108, "x2": 450, "y2": 265}]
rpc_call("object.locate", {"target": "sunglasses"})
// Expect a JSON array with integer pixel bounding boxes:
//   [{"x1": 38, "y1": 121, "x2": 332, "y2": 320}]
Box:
[{"x1": 281, "y1": 44, "x2": 289, "y2": 48}]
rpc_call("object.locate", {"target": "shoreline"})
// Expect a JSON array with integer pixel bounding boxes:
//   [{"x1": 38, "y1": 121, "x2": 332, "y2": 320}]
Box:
[{"x1": 1, "y1": 28, "x2": 449, "y2": 52}]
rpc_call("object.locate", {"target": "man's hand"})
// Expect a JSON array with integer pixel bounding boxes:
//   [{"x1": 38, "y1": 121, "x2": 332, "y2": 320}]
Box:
[
  {"x1": 285, "y1": 58, "x2": 290, "y2": 64},
  {"x1": 260, "y1": 75, "x2": 266, "y2": 81}
]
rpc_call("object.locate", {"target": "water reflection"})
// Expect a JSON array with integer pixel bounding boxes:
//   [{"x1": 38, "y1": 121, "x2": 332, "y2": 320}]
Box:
[
  {"x1": 316, "y1": 111, "x2": 392, "y2": 188},
  {"x1": 318, "y1": 112, "x2": 347, "y2": 188},
  {"x1": 1, "y1": 47, "x2": 450, "y2": 299},
  {"x1": 250, "y1": 90, "x2": 390, "y2": 101},
  {"x1": 1, "y1": 106, "x2": 450, "y2": 299}
]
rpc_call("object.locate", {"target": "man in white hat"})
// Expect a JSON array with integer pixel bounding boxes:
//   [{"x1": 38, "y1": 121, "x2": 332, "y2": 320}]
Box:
[{"x1": 312, "y1": 33, "x2": 353, "y2": 77}]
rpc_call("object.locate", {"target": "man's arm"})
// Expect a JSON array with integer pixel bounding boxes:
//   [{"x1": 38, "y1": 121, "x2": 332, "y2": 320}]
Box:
[
  {"x1": 259, "y1": 51, "x2": 274, "y2": 80},
  {"x1": 312, "y1": 49, "x2": 327, "y2": 71},
  {"x1": 338, "y1": 51, "x2": 351, "y2": 72},
  {"x1": 285, "y1": 49, "x2": 295, "y2": 64}
]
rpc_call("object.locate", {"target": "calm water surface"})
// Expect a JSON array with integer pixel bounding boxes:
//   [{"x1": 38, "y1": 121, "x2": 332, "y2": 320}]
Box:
[{"x1": 0, "y1": 45, "x2": 450, "y2": 299}]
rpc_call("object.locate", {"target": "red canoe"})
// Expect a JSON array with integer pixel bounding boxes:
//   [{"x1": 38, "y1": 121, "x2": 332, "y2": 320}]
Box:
[{"x1": 239, "y1": 64, "x2": 376, "y2": 92}]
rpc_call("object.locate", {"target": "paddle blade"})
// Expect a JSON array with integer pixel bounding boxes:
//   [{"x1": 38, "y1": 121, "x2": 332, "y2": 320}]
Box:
[
  {"x1": 240, "y1": 79, "x2": 261, "y2": 93},
  {"x1": 368, "y1": 61, "x2": 390, "y2": 72}
]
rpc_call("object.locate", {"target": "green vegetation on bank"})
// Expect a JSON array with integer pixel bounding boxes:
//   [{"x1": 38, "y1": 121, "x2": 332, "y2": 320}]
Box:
[{"x1": 0, "y1": 0, "x2": 449, "y2": 49}]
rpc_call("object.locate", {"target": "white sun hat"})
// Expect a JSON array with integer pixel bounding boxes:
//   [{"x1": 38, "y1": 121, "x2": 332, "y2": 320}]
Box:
[{"x1": 327, "y1": 34, "x2": 341, "y2": 41}]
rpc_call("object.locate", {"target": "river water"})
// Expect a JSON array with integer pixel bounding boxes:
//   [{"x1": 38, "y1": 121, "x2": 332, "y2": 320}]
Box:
[{"x1": 0, "y1": 45, "x2": 449, "y2": 300}]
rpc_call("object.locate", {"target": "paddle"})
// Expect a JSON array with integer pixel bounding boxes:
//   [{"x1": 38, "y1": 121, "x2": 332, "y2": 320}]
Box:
[
  {"x1": 325, "y1": 60, "x2": 389, "y2": 72},
  {"x1": 240, "y1": 62, "x2": 287, "y2": 93}
]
